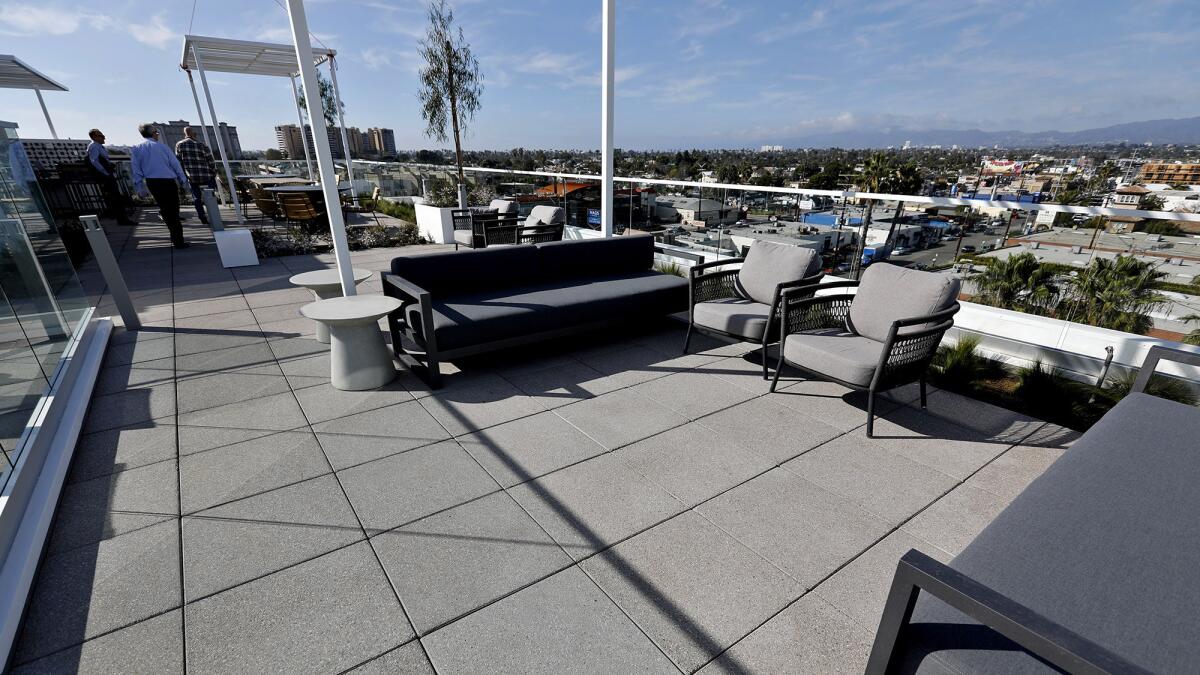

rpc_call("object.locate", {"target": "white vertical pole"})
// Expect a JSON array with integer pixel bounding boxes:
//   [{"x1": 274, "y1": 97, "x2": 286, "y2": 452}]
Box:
[
  {"x1": 599, "y1": 0, "x2": 615, "y2": 237},
  {"x1": 327, "y1": 55, "x2": 358, "y2": 206},
  {"x1": 185, "y1": 70, "x2": 222, "y2": 204},
  {"x1": 287, "y1": 0, "x2": 356, "y2": 296},
  {"x1": 289, "y1": 75, "x2": 315, "y2": 179},
  {"x1": 34, "y1": 89, "x2": 57, "y2": 139},
  {"x1": 190, "y1": 46, "x2": 244, "y2": 223}
]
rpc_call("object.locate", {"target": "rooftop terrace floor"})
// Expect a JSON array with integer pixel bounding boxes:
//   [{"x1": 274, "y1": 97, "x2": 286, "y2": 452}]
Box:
[{"x1": 13, "y1": 211, "x2": 1077, "y2": 674}]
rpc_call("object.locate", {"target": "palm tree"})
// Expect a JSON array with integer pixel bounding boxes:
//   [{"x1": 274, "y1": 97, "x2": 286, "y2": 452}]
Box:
[
  {"x1": 882, "y1": 161, "x2": 923, "y2": 249},
  {"x1": 968, "y1": 253, "x2": 1058, "y2": 313},
  {"x1": 1062, "y1": 256, "x2": 1166, "y2": 334},
  {"x1": 849, "y1": 152, "x2": 895, "y2": 278},
  {"x1": 1181, "y1": 314, "x2": 1200, "y2": 346}
]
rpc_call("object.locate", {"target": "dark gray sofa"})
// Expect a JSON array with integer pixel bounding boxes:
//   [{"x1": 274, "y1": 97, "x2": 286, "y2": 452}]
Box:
[
  {"x1": 867, "y1": 345, "x2": 1200, "y2": 674},
  {"x1": 382, "y1": 235, "x2": 693, "y2": 386}
]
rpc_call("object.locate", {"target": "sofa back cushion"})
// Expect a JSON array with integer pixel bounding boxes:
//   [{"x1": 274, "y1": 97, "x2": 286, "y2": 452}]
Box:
[
  {"x1": 526, "y1": 205, "x2": 565, "y2": 228},
  {"x1": 489, "y1": 199, "x2": 518, "y2": 215},
  {"x1": 390, "y1": 245, "x2": 540, "y2": 295},
  {"x1": 736, "y1": 241, "x2": 821, "y2": 305},
  {"x1": 534, "y1": 234, "x2": 654, "y2": 281},
  {"x1": 848, "y1": 263, "x2": 960, "y2": 342}
]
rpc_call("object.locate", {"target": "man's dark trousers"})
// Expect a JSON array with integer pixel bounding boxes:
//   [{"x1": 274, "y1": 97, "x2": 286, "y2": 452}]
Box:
[
  {"x1": 189, "y1": 177, "x2": 217, "y2": 225},
  {"x1": 145, "y1": 178, "x2": 186, "y2": 247}
]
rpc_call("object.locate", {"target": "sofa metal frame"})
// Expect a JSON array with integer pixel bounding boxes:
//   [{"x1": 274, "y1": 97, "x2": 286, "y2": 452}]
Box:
[
  {"x1": 382, "y1": 244, "x2": 703, "y2": 388},
  {"x1": 864, "y1": 345, "x2": 1200, "y2": 675},
  {"x1": 767, "y1": 279, "x2": 958, "y2": 437},
  {"x1": 682, "y1": 258, "x2": 824, "y2": 379}
]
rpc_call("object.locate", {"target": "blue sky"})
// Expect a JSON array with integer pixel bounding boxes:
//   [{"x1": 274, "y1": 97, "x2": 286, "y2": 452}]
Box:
[{"x1": 1, "y1": 0, "x2": 1197, "y2": 150}]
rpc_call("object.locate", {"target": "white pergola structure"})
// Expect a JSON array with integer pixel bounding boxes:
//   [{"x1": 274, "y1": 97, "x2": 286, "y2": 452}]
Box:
[
  {"x1": 179, "y1": 34, "x2": 360, "y2": 226},
  {"x1": 0, "y1": 55, "x2": 67, "y2": 139}
]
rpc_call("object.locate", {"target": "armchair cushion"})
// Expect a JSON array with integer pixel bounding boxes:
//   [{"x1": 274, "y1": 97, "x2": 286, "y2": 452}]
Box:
[
  {"x1": 736, "y1": 241, "x2": 821, "y2": 305},
  {"x1": 782, "y1": 329, "x2": 884, "y2": 387},
  {"x1": 693, "y1": 298, "x2": 772, "y2": 341},
  {"x1": 526, "y1": 205, "x2": 565, "y2": 229},
  {"x1": 848, "y1": 263, "x2": 960, "y2": 343},
  {"x1": 489, "y1": 199, "x2": 519, "y2": 215},
  {"x1": 452, "y1": 229, "x2": 474, "y2": 247}
]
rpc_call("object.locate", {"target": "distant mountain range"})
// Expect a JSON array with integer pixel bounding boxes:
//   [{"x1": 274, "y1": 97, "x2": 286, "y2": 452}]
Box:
[{"x1": 771, "y1": 116, "x2": 1200, "y2": 149}]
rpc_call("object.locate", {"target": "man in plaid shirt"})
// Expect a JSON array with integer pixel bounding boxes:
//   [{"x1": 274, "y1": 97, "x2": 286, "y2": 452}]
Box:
[{"x1": 174, "y1": 127, "x2": 218, "y2": 225}]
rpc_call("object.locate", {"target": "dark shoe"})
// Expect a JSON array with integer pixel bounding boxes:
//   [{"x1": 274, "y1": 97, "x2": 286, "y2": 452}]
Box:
[{"x1": 174, "y1": 242, "x2": 190, "y2": 249}]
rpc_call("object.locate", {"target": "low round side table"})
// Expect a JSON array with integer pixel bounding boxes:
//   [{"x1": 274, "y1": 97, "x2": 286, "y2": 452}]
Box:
[
  {"x1": 289, "y1": 268, "x2": 373, "y2": 343},
  {"x1": 299, "y1": 295, "x2": 402, "y2": 391}
]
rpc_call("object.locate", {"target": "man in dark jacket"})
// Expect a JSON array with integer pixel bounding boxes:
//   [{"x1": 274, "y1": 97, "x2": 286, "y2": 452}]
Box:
[{"x1": 85, "y1": 128, "x2": 135, "y2": 225}]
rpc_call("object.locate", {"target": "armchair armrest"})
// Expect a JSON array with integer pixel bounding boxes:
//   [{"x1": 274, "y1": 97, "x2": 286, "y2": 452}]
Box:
[
  {"x1": 870, "y1": 303, "x2": 960, "y2": 390},
  {"x1": 1131, "y1": 345, "x2": 1200, "y2": 394},
  {"x1": 381, "y1": 272, "x2": 430, "y2": 305},
  {"x1": 689, "y1": 267, "x2": 741, "y2": 308},
  {"x1": 688, "y1": 257, "x2": 744, "y2": 276},
  {"x1": 867, "y1": 549, "x2": 1148, "y2": 675}
]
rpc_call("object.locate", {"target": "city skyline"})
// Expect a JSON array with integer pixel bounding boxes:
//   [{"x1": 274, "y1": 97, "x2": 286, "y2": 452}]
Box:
[{"x1": 1, "y1": 0, "x2": 1198, "y2": 150}]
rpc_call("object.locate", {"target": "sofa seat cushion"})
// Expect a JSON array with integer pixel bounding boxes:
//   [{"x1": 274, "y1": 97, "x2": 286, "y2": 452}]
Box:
[
  {"x1": 409, "y1": 271, "x2": 687, "y2": 351},
  {"x1": 905, "y1": 392, "x2": 1200, "y2": 674},
  {"x1": 452, "y1": 229, "x2": 474, "y2": 247},
  {"x1": 782, "y1": 329, "x2": 883, "y2": 387},
  {"x1": 693, "y1": 299, "x2": 772, "y2": 341},
  {"x1": 848, "y1": 263, "x2": 960, "y2": 343}
]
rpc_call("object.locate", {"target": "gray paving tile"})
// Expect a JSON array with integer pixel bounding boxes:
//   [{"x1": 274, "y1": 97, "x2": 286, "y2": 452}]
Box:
[
  {"x1": 699, "y1": 396, "x2": 843, "y2": 465},
  {"x1": 268, "y1": 335, "x2": 330, "y2": 362},
  {"x1": 183, "y1": 474, "x2": 363, "y2": 600},
  {"x1": 581, "y1": 511, "x2": 802, "y2": 672},
  {"x1": 172, "y1": 296, "x2": 250, "y2": 319},
  {"x1": 697, "y1": 594, "x2": 873, "y2": 675},
  {"x1": 15, "y1": 520, "x2": 182, "y2": 664},
  {"x1": 83, "y1": 384, "x2": 175, "y2": 433},
  {"x1": 372, "y1": 491, "x2": 571, "y2": 634},
  {"x1": 177, "y1": 425, "x2": 283, "y2": 456},
  {"x1": 292, "y1": 381, "x2": 414, "y2": 424},
  {"x1": 457, "y1": 410, "x2": 607, "y2": 488},
  {"x1": 555, "y1": 388, "x2": 688, "y2": 450},
  {"x1": 172, "y1": 341, "x2": 277, "y2": 373},
  {"x1": 768, "y1": 378, "x2": 893, "y2": 431},
  {"x1": 173, "y1": 330, "x2": 268, "y2": 357},
  {"x1": 1017, "y1": 422, "x2": 1081, "y2": 449},
  {"x1": 860, "y1": 406, "x2": 1013, "y2": 480},
  {"x1": 94, "y1": 364, "x2": 174, "y2": 396},
  {"x1": 968, "y1": 444, "x2": 1067, "y2": 501},
  {"x1": 338, "y1": 440, "x2": 498, "y2": 532},
  {"x1": 901, "y1": 483, "x2": 1012, "y2": 556},
  {"x1": 10, "y1": 609, "x2": 183, "y2": 675},
  {"x1": 185, "y1": 542, "x2": 412, "y2": 675},
  {"x1": 179, "y1": 430, "x2": 330, "y2": 513},
  {"x1": 418, "y1": 374, "x2": 544, "y2": 436},
  {"x1": 698, "y1": 469, "x2": 890, "y2": 589},
  {"x1": 813, "y1": 529, "x2": 952, "y2": 631},
  {"x1": 576, "y1": 343, "x2": 704, "y2": 388},
  {"x1": 249, "y1": 301, "x2": 307, "y2": 325},
  {"x1": 103, "y1": 336, "x2": 175, "y2": 367},
  {"x1": 782, "y1": 434, "x2": 958, "y2": 526},
  {"x1": 177, "y1": 390, "x2": 308, "y2": 431},
  {"x1": 311, "y1": 401, "x2": 451, "y2": 468},
  {"x1": 421, "y1": 566, "x2": 677, "y2": 675},
  {"x1": 698, "y1": 353, "x2": 784, "y2": 395},
  {"x1": 345, "y1": 641, "x2": 433, "y2": 674},
  {"x1": 258, "y1": 316, "x2": 315, "y2": 340},
  {"x1": 173, "y1": 309, "x2": 258, "y2": 331},
  {"x1": 616, "y1": 422, "x2": 772, "y2": 507},
  {"x1": 631, "y1": 370, "x2": 758, "y2": 420},
  {"x1": 242, "y1": 286, "x2": 312, "y2": 308},
  {"x1": 500, "y1": 359, "x2": 616, "y2": 408},
  {"x1": 926, "y1": 389, "x2": 1046, "y2": 444},
  {"x1": 68, "y1": 423, "x2": 177, "y2": 484},
  {"x1": 507, "y1": 452, "x2": 686, "y2": 560},
  {"x1": 175, "y1": 369, "x2": 291, "y2": 414},
  {"x1": 49, "y1": 459, "x2": 179, "y2": 553}
]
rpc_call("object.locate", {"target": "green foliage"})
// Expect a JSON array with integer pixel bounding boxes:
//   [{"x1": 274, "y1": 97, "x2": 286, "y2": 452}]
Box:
[
  {"x1": 1102, "y1": 370, "x2": 1198, "y2": 407},
  {"x1": 362, "y1": 197, "x2": 416, "y2": 222},
  {"x1": 423, "y1": 180, "x2": 495, "y2": 208},
  {"x1": 1060, "y1": 256, "x2": 1166, "y2": 334},
  {"x1": 1180, "y1": 314, "x2": 1200, "y2": 346},
  {"x1": 250, "y1": 222, "x2": 422, "y2": 258},
  {"x1": 296, "y1": 73, "x2": 343, "y2": 127},
  {"x1": 968, "y1": 252, "x2": 1058, "y2": 314},
  {"x1": 1141, "y1": 193, "x2": 1165, "y2": 212},
  {"x1": 654, "y1": 261, "x2": 685, "y2": 277},
  {"x1": 930, "y1": 335, "x2": 1002, "y2": 392},
  {"x1": 1139, "y1": 220, "x2": 1181, "y2": 236},
  {"x1": 417, "y1": 0, "x2": 483, "y2": 181}
]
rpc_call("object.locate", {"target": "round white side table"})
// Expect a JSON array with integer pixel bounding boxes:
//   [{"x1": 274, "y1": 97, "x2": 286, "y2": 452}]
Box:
[
  {"x1": 299, "y1": 295, "x2": 402, "y2": 391},
  {"x1": 289, "y1": 268, "x2": 373, "y2": 343}
]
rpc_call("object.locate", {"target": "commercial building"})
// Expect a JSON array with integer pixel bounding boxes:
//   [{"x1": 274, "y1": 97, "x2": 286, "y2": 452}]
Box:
[
  {"x1": 1138, "y1": 162, "x2": 1200, "y2": 185},
  {"x1": 367, "y1": 127, "x2": 396, "y2": 156},
  {"x1": 655, "y1": 195, "x2": 739, "y2": 227},
  {"x1": 151, "y1": 120, "x2": 242, "y2": 159},
  {"x1": 275, "y1": 123, "x2": 348, "y2": 160}
]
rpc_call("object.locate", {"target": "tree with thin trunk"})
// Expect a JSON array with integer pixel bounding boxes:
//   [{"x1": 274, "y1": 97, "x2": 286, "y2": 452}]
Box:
[
  {"x1": 850, "y1": 152, "x2": 896, "y2": 278},
  {"x1": 418, "y1": 0, "x2": 483, "y2": 208},
  {"x1": 882, "y1": 161, "x2": 923, "y2": 249}
]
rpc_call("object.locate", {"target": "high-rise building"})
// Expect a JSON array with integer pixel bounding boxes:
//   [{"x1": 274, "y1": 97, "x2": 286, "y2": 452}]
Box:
[
  {"x1": 151, "y1": 120, "x2": 242, "y2": 159},
  {"x1": 275, "y1": 124, "x2": 306, "y2": 160},
  {"x1": 275, "y1": 123, "x2": 351, "y2": 160},
  {"x1": 367, "y1": 127, "x2": 396, "y2": 156},
  {"x1": 345, "y1": 126, "x2": 364, "y2": 158},
  {"x1": 1138, "y1": 162, "x2": 1200, "y2": 185}
]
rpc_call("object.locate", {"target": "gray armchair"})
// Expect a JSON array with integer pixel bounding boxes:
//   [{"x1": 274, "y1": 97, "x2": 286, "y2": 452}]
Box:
[
  {"x1": 769, "y1": 263, "x2": 961, "y2": 436},
  {"x1": 684, "y1": 240, "x2": 825, "y2": 379}
]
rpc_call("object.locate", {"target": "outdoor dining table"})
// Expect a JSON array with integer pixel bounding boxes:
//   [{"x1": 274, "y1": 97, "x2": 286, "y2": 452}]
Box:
[{"x1": 245, "y1": 175, "x2": 309, "y2": 188}]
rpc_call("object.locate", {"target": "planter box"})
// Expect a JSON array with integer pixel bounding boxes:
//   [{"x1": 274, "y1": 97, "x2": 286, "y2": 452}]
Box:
[{"x1": 415, "y1": 204, "x2": 456, "y2": 244}]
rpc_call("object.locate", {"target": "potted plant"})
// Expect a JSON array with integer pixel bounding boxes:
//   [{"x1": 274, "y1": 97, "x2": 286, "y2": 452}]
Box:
[{"x1": 414, "y1": 180, "x2": 496, "y2": 243}]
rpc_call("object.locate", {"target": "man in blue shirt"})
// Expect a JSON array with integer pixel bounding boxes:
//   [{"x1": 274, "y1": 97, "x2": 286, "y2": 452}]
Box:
[
  {"x1": 86, "y1": 128, "x2": 135, "y2": 225},
  {"x1": 131, "y1": 123, "x2": 191, "y2": 248}
]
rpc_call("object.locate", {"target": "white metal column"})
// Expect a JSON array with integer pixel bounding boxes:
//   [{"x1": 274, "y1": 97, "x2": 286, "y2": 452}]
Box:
[
  {"x1": 286, "y1": 0, "x2": 356, "y2": 296},
  {"x1": 289, "y1": 75, "x2": 315, "y2": 179},
  {"x1": 327, "y1": 56, "x2": 358, "y2": 206},
  {"x1": 33, "y1": 89, "x2": 57, "y2": 140},
  {"x1": 190, "y1": 46, "x2": 244, "y2": 223},
  {"x1": 185, "y1": 70, "x2": 222, "y2": 204},
  {"x1": 599, "y1": 0, "x2": 615, "y2": 237}
]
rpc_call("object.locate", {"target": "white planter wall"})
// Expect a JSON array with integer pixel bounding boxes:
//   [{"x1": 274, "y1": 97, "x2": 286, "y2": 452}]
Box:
[{"x1": 415, "y1": 204, "x2": 455, "y2": 244}]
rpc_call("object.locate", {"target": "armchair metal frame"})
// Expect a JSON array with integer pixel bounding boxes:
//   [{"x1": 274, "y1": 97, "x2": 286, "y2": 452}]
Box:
[
  {"x1": 683, "y1": 257, "x2": 824, "y2": 379},
  {"x1": 865, "y1": 549, "x2": 1148, "y2": 675},
  {"x1": 768, "y1": 279, "x2": 958, "y2": 436}
]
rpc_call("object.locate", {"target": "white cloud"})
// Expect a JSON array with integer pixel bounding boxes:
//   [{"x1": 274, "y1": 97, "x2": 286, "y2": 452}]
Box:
[
  {"x1": 127, "y1": 14, "x2": 174, "y2": 49},
  {"x1": 358, "y1": 46, "x2": 420, "y2": 74},
  {"x1": 756, "y1": 7, "x2": 827, "y2": 44},
  {"x1": 0, "y1": 4, "x2": 110, "y2": 35}
]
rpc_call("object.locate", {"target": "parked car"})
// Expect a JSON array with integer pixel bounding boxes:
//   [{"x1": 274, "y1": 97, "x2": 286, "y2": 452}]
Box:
[
  {"x1": 961, "y1": 245, "x2": 977, "y2": 253},
  {"x1": 941, "y1": 234, "x2": 957, "y2": 241},
  {"x1": 892, "y1": 247, "x2": 911, "y2": 255}
]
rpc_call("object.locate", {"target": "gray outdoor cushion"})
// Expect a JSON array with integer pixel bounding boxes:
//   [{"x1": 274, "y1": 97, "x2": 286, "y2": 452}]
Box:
[
  {"x1": 525, "y1": 205, "x2": 564, "y2": 228},
  {"x1": 848, "y1": 263, "x2": 960, "y2": 343},
  {"x1": 407, "y1": 271, "x2": 687, "y2": 351},
  {"x1": 534, "y1": 234, "x2": 654, "y2": 282},
  {"x1": 736, "y1": 241, "x2": 821, "y2": 305},
  {"x1": 390, "y1": 245, "x2": 539, "y2": 295},
  {"x1": 489, "y1": 199, "x2": 518, "y2": 215},
  {"x1": 693, "y1": 299, "x2": 772, "y2": 341},
  {"x1": 782, "y1": 328, "x2": 883, "y2": 387},
  {"x1": 904, "y1": 392, "x2": 1200, "y2": 674}
]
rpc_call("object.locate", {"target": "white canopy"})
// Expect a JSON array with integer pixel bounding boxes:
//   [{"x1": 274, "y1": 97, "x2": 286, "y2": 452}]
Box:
[
  {"x1": 0, "y1": 55, "x2": 67, "y2": 138},
  {"x1": 179, "y1": 35, "x2": 334, "y2": 78}
]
